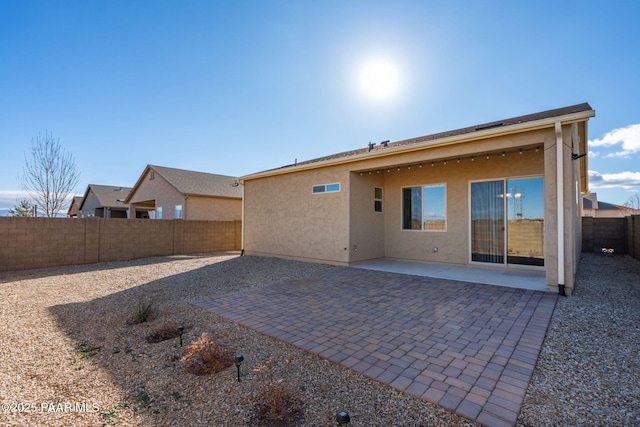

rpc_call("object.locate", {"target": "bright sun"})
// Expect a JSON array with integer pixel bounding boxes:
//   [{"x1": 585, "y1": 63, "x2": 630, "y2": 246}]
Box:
[{"x1": 358, "y1": 58, "x2": 400, "y2": 101}]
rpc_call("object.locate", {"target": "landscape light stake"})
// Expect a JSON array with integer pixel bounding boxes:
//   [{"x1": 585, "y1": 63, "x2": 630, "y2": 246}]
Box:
[
  {"x1": 235, "y1": 354, "x2": 244, "y2": 382},
  {"x1": 178, "y1": 325, "x2": 184, "y2": 347},
  {"x1": 336, "y1": 410, "x2": 350, "y2": 426}
]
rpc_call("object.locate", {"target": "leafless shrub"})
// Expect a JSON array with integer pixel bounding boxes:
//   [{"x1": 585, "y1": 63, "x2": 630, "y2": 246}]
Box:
[
  {"x1": 180, "y1": 332, "x2": 233, "y2": 375},
  {"x1": 251, "y1": 358, "x2": 305, "y2": 426}
]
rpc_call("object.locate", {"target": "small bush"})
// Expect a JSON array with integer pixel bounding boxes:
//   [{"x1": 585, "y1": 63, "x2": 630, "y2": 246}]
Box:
[
  {"x1": 251, "y1": 358, "x2": 305, "y2": 426},
  {"x1": 180, "y1": 332, "x2": 233, "y2": 375},
  {"x1": 129, "y1": 297, "x2": 154, "y2": 324}
]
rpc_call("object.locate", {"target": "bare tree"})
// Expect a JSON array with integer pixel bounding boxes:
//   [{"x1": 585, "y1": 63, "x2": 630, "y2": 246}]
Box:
[
  {"x1": 624, "y1": 192, "x2": 640, "y2": 210},
  {"x1": 19, "y1": 131, "x2": 81, "y2": 217}
]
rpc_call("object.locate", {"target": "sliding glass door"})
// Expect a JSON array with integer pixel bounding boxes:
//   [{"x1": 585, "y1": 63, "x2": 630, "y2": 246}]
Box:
[
  {"x1": 506, "y1": 177, "x2": 544, "y2": 266},
  {"x1": 471, "y1": 177, "x2": 544, "y2": 266},
  {"x1": 471, "y1": 181, "x2": 505, "y2": 263}
]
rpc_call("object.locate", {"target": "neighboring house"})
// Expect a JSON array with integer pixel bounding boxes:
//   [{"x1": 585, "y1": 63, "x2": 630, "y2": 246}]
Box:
[
  {"x1": 67, "y1": 196, "x2": 84, "y2": 217},
  {"x1": 240, "y1": 103, "x2": 596, "y2": 296},
  {"x1": 125, "y1": 165, "x2": 242, "y2": 221},
  {"x1": 582, "y1": 193, "x2": 640, "y2": 217},
  {"x1": 79, "y1": 185, "x2": 132, "y2": 218}
]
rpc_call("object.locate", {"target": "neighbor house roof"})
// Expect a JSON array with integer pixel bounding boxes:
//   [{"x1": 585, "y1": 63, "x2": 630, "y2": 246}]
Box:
[
  {"x1": 584, "y1": 199, "x2": 628, "y2": 212},
  {"x1": 67, "y1": 196, "x2": 84, "y2": 216},
  {"x1": 125, "y1": 165, "x2": 242, "y2": 203},
  {"x1": 79, "y1": 185, "x2": 132, "y2": 210},
  {"x1": 242, "y1": 103, "x2": 595, "y2": 180}
]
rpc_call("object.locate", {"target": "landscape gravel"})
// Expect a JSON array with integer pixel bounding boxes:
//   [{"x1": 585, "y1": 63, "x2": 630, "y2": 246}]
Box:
[
  {"x1": 518, "y1": 252, "x2": 640, "y2": 426},
  {"x1": 0, "y1": 251, "x2": 638, "y2": 426}
]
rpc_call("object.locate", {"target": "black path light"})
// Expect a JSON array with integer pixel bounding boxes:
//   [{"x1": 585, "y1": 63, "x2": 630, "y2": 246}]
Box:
[
  {"x1": 336, "y1": 410, "x2": 350, "y2": 425},
  {"x1": 178, "y1": 325, "x2": 184, "y2": 347},
  {"x1": 234, "y1": 354, "x2": 244, "y2": 382}
]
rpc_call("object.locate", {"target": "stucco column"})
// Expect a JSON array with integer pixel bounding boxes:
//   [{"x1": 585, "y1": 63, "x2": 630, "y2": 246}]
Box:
[
  {"x1": 555, "y1": 122, "x2": 565, "y2": 293},
  {"x1": 545, "y1": 123, "x2": 578, "y2": 296},
  {"x1": 544, "y1": 133, "x2": 559, "y2": 292}
]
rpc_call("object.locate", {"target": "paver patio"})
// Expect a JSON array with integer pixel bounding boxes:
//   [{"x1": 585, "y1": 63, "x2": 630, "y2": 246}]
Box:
[{"x1": 193, "y1": 267, "x2": 557, "y2": 426}]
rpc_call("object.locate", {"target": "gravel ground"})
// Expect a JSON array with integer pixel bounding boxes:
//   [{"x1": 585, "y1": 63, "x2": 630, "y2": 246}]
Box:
[
  {"x1": 1, "y1": 252, "x2": 638, "y2": 426},
  {"x1": 518, "y1": 252, "x2": 640, "y2": 426}
]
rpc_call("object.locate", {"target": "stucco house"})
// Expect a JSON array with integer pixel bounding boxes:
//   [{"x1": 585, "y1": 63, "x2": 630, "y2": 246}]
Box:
[
  {"x1": 125, "y1": 165, "x2": 242, "y2": 221},
  {"x1": 79, "y1": 184, "x2": 131, "y2": 218},
  {"x1": 67, "y1": 196, "x2": 84, "y2": 217},
  {"x1": 240, "y1": 103, "x2": 595, "y2": 296}
]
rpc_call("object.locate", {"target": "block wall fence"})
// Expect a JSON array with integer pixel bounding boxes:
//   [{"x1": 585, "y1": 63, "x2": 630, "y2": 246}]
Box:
[
  {"x1": 582, "y1": 215, "x2": 640, "y2": 262},
  {"x1": 0, "y1": 217, "x2": 242, "y2": 272}
]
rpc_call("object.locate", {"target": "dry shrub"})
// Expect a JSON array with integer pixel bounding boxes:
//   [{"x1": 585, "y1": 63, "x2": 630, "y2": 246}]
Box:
[
  {"x1": 180, "y1": 332, "x2": 233, "y2": 375},
  {"x1": 146, "y1": 314, "x2": 180, "y2": 343},
  {"x1": 251, "y1": 358, "x2": 305, "y2": 426}
]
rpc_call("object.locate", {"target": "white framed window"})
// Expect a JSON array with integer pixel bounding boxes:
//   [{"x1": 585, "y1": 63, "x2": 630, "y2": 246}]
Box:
[
  {"x1": 402, "y1": 184, "x2": 446, "y2": 231},
  {"x1": 175, "y1": 205, "x2": 183, "y2": 219},
  {"x1": 374, "y1": 187, "x2": 383, "y2": 212},
  {"x1": 312, "y1": 182, "x2": 340, "y2": 194},
  {"x1": 156, "y1": 206, "x2": 162, "y2": 219}
]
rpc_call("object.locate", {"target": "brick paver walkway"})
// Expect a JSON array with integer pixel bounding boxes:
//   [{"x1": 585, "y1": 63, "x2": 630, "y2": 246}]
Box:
[{"x1": 193, "y1": 267, "x2": 556, "y2": 426}]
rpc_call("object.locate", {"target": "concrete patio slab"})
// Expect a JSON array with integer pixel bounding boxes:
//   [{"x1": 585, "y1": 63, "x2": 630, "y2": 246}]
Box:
[
  {"x1": 355, "y1": 259, "x2": 548, "y2": 292},
  {"x1": 193, "y1": 267, "x2": 556, "y2": 426}
]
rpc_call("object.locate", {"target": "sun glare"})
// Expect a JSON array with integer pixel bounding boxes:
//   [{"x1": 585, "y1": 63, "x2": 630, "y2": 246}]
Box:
[{"x1": 358, "y1": 58, "x2": 400, "y2": 101}]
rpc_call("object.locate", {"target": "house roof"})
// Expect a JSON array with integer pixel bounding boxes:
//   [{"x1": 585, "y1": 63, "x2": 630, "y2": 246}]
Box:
[
  {"x1": 125, "y1": 165, "x2": 242, "y2": 203},
  {"x1": 595, "y1": 201, "x2": 627, "y2": 211},
  {"x1": 582, "y1": 197, "x2": 640, "y2": 213},
  {"x1": 242, "y1": 103, "x2": 595, "y2": 180},
  {"x1": 79, "y1": 185, "x2": 132, "y2": 210},
  {"x1": 67, "y1": 196, "x2": 84, "y2": 216}
]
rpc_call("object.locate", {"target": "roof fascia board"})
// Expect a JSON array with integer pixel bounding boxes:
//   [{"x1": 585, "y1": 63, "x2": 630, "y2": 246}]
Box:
[{"x1": 241, "y1": 109, "x2": 595, "y2": 181}]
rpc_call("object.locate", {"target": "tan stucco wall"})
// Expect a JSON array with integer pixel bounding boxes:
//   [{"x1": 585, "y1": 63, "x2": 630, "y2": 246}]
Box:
[
  {"x1": 379, "y1": 147, "x2": 544, "y2": 265},
  {"x1": 243, "y1": 167, "x2": 351, "y2": 264},
  {"x1": 244, "y1": 123, "x2": 589, "y2": 293},
  {"x1": 186, "y1": 196, "x2": 241, "y2": 221},
  {"x1": 348, "y1": 172, "x2": 385, "y2": 262}
]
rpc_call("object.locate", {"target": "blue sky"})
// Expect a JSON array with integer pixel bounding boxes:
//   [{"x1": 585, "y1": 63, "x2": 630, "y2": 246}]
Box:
[{"x1": 1, "y1": 0, "x2": 639, "y2": 213}]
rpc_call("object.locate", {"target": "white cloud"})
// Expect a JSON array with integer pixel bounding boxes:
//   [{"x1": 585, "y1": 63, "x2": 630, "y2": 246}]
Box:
[
  {"x1": 0, "y1": 190, "x2": 29, "y2": 210},
  {"x1": 589, "y1": 123, "x2": 640, "y2": 157},
  {"x1": 589, "y1": 170, "x2": 640, "y2": 189}
]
